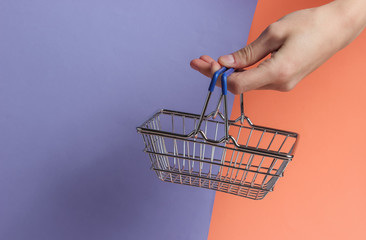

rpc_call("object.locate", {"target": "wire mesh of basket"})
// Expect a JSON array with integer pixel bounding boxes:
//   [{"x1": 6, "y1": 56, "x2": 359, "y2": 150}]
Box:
[{"x1": 137, "y1": 67, "x2": 299, "y2": 200}]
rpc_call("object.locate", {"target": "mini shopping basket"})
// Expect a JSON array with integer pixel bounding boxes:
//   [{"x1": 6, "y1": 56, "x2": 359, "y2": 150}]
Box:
[{"x1": 137, "y1": 67, "x2": 299, "y2": 200}]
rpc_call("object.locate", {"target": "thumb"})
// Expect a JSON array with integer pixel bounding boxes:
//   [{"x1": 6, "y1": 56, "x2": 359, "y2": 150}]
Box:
[{"x1": 218, "y1": 29, "x2": 282, "y2": 68}]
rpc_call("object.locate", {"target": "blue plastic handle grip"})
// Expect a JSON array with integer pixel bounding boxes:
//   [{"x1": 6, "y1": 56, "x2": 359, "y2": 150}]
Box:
[
  {"x1": 208, "y1": 67, "x2": 227, "y2": 92},
  {"x1": 221, "y1": 68, "x2": 235, "y2": 95}
]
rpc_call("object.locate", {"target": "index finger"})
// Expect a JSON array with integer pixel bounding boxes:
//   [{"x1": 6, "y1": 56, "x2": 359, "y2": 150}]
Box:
[{"x1": 225, "y1": 60, "x2": 275, "y2": 94}]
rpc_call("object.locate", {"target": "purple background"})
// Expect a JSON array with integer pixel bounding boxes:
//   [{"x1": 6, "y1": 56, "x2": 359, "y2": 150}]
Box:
[{"x1": 0, "y1": 0, "x2": 256, "y2": 239}]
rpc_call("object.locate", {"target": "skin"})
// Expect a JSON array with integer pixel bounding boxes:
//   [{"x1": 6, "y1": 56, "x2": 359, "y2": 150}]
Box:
[{"x1": 190, "y1": 0, "x2": 366, "y2": 94}]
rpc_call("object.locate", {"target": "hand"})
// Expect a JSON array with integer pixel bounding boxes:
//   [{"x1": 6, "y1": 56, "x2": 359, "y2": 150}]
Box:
[{"x1": 190, "y1": 0, "x2": 366, "y2": 94}]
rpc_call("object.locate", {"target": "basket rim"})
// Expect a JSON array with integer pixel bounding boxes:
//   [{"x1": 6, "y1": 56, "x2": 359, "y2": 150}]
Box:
[{"x1": 136, "y1": 109, "x2": 299, "y2": 160}]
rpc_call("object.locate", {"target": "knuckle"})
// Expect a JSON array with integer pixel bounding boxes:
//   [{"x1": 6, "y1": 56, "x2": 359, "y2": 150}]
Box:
[
  {"x1": 266, "y1": 22, "x2": 286, "y2": 41},
  {"x1": 237, "y1": 45, "x2": 254, "y2": 64},
  {"x1": 268, "y1": 62, "x2": 297, "y2": 92},
  {"x1": 228, "y1": 77, "x2": 243, "y2": 95},
  {"x1": 275, "y1": 63, "x2": 294, "y2": 84},
  {"x1": 277, "y1": 82, "x2": 295, "y2": 92}
]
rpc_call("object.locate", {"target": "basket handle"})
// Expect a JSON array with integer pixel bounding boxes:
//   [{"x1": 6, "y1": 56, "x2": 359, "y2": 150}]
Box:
[
  {"x1": 221, "y1": 68, "x2": 235, "y2": 139},
  {"x1": 194, "y1": 67, "x2": 249, "y2": 141},
  {"x1": 221, "y1": 67, "x2": 235, "y2": 96},
  {"x1": 219, "y1": 67, "x2": 248, "y2": 124},
  {"x1": 208, "y1": 67, "x2": 227, "y2": 92},
  {"x1": 195, "y1": 67, "x2": 236, "y2": 140}
]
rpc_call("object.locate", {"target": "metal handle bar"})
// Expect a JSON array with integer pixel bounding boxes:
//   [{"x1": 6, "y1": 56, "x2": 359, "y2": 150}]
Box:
[
  {"x1": 208, "y1": 67, "x2": 227, "y2": 92},
  {"x1": 194, "y1": 67, "x2": 247, "y2": 142}
]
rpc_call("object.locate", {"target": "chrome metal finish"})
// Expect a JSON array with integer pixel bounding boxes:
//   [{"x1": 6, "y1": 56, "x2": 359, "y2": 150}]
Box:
[
  {"x1": 240, "y1": 93, "x2": 245, "y2": 123},
  {"x1": 136, "y1": 75, "x2": 299, "y2": 200}
]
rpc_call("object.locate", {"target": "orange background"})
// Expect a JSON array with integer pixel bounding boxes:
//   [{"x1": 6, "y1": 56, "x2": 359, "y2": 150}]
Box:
[{"x1": 208, "y1": 0, "x2": 366, "y2": 239}]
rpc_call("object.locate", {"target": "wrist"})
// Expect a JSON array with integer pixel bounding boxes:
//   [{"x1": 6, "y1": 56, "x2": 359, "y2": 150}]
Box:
[
  {"x1": 331, "y1": 0, "x2": 366, "y2": 30},
  {"x1": 314, "y1": 0, "x2": 366, "y2": 50}
]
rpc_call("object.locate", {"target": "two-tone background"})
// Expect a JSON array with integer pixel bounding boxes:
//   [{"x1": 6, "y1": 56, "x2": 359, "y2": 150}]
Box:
[{"x1": 1, "y1": 0, "x2": 365, "y2": 239}]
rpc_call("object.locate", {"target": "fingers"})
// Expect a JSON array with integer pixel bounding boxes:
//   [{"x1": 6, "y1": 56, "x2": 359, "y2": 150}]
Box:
[
  {"x1": 190, "y1": 54, "x2": 287, "y2": 94},
  {"x1": 210, "y1": 61, "x2": 221, "y2": 75},
  {"x1": 218, "y1": 23, "x2": 286, "y2": 69},
  {"x1": 189, "y1": 22, "x2": 290, "y2": 94},
  {"x1": 225, "y1": 60, "x2": 275, "y2": 94},
  {"x1": 190, "y1": 54, "x2": 277, "y2": 94},
  {"x1": 190, "y1": 55, "x2": 219, "y2": 78},
  {"x1": 226, "y1": 48, "x2": 303, "y2": 94}
]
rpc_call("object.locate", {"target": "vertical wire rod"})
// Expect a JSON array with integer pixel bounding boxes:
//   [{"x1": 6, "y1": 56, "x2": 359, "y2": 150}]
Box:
[
  {"x1": 195, "y1": 91, "x2": 212, "y2": 135},
  {"x1": 240, "y1": 93, "x2": 245, "y2": 123}
]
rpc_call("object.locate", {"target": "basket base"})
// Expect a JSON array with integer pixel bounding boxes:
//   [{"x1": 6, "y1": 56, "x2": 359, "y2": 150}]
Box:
[{"x1": 154, "y1": 169, "x2": 269, "y2": 200}]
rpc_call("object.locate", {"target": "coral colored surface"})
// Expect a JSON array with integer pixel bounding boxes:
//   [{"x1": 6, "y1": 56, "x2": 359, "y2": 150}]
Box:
[{"x1": 208, "y1": 0, "x2": 366, "y2": 239}]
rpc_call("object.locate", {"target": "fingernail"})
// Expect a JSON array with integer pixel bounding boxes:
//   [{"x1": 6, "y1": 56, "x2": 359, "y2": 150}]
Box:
[{"x1": 220, "y1": 54, "x2": 234, "y2": 65}]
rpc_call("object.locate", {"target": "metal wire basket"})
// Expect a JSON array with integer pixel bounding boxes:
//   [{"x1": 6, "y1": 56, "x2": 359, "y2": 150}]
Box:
[{"x1": 137, "y1": 67, "x2": 299, "y2": 200}]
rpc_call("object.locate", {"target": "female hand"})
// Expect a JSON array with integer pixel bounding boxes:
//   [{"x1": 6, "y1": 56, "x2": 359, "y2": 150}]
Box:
[{"x1": 190, "y1": 0, "x2": 366, "y2": 94}]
